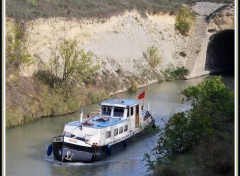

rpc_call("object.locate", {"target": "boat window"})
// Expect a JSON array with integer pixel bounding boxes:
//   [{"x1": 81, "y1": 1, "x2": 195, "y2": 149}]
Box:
[
  {"x1": 106, "y1": 131, "x2": 111, "y2": 138},
  {"x1": 113, "y1": 107, "x2": 124, "y2": 117},
  {"x1": 130, "y1": 107, "x2": 134, "y2": 116},
  {"x1": 102, "y1": 106, "x2": 111, "y2": 116},
  {"x1": 114, "y1": 128, "x2": 118, "y2": 136},
  {"x1": 119, "y1": 127, "x2": 123, "y2": 134},
  {"x1": 124, "y1": 125, "x2": 128, "y2": 132}
]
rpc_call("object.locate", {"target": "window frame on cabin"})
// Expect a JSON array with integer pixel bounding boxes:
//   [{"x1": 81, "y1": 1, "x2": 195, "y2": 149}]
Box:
[
  {"x1": 102, "y1": 106, "x2": 112, "y2": 116},
  {"x1": 106, "y1": 131, "x2": 111, "y2": 138},
  {"x1": 124, "y1": 125, "x2": 128, "y2": 132},
  {"x1": 119, "y1": 127, "x2": 123, "y2": 134},
  {"x1": 114, "y1": 128, "x2": 118, "y2": 136},
  {"x1": 113, "y1": 107, "x2": 124, "y2": 117}
]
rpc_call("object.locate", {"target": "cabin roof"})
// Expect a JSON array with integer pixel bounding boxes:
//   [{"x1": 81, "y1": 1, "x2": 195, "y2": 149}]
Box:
[
  {"x1": 66, "y1": 116, "x2": 129, "y2": 129},
  {"x1": 100, "y1": 98, "x2": 140, "y2": 107}
]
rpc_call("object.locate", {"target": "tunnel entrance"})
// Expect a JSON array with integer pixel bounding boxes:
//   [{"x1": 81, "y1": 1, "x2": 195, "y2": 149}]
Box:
[{"x1": 205, "y1": 30, "x2": 234, "y2": 74}]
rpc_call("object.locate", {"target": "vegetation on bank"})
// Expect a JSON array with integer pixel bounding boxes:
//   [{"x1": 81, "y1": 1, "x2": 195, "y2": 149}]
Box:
[
  {"x1": 161, "y1": 64, "x2": 189, "y2": 80},
  {"x1": 175, "y1": 6, "x2": 196, "y2": 36},
  {"x1": 6, "y1": 18, "x2": 32, "y2": 75},
  {"x1": 144, "y1": 76, "x2": 234, "y2": 175},
  {"x1": 147, "y1": 46, "x2": 162, "y2": 69}
]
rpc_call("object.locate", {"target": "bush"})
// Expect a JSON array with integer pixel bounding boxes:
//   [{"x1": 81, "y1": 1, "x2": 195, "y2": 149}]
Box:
[
  {"x1": 144, "y1": 76, "x2": 234, "y2": 173},
  {"x1": 154, "y1": 165, "x2": 179, "y2": 176},
  {"x1": 48, "y1": 39, "x2": 99, "y2": 96},
  {"x1": 161, "y1": 64, "x2": 189, "y2": 80},
  {"x1": 175, "y1": 6, "x2": 195, "y2": 36},
  {"x1": 147, "y1": 46, "x2": 161, "y2": 68},
  {"x1": 33, "y1": 70, "x2": 61, "y2": 88},
  {"x1": 6, "y1": 19, "x2": 32, "y2": 73},
  {"x1": 128, "y1": 78, "x2": 138, "y2": 93}
]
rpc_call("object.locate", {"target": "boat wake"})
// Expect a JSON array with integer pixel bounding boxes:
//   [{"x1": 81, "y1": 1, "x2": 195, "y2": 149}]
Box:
[{"x1": 44, "y1": 154, "x2": 141, "y2": 167}]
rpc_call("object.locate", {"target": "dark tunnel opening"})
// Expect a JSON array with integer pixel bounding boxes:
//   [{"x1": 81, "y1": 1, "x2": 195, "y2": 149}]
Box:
[{"x1": 205, "y1": 29, "x2": 234, "y2": 74}]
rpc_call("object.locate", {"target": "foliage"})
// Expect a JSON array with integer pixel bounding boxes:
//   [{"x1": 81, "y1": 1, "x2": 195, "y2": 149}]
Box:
[
  {"x1": 6, "y1": 19, "x2": 32, "y2": 74},
  {"x1": 26, "y1": 0, "x2": 38, "y2": 6},
  {"x1": 175, "y1": 6, "x2": 195, "y2": 36},
  {"x1": 161, "y1": 64, "x2": 189, "y2": 80},
  {"x1": 33, "y1": 70, "x2": 61, "y2": 88},
  {"x1": 144, "y1": 76, "x2": 234, "y2": 173},
  {"x1": 147, "y1": 46, "x2": 161, "y2": 68},
  {"x1": 128, "y1": 77, "x2": 138, "y2": 93},
  {"x1": 49, "y1": 39, "x2": 98, "y2": 96},
  {"x1": 181, "y1": 76, "x2": 234, "y2": 124}
]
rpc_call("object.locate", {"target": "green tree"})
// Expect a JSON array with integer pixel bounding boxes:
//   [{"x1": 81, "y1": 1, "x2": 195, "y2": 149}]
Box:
[
  {"x1": 144, "y1": 76, "x2": 234, "y2": 171},
  {"x1": 49, "y1": 39, "x2": 98, "y2": 96}
]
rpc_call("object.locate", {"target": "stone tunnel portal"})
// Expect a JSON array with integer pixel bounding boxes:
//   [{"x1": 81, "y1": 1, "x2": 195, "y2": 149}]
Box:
[{"x1": 205, "y1": 29, "x2": 234, "y2": 74}]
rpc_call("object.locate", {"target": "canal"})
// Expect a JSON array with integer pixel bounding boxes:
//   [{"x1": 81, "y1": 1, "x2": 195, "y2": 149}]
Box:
[{"x1": 6, "y1": 74, "x2": 234, "y2": 176}]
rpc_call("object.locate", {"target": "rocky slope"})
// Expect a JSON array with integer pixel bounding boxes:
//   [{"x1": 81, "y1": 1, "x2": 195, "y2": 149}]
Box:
[{"x1": 21, "y1": 11, "x2": 186, "y2": 79}]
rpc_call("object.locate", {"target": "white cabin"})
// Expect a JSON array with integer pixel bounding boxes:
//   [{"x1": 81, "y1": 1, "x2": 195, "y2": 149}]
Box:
[{"x1": 62, "y1": 99, "x2": 151, "y2": 147}]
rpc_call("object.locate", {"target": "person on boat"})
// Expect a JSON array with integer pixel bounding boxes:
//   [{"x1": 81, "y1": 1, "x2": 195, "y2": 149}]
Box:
[{"x1": 86, "y1": 114, "x2": 90, "y2": 118}]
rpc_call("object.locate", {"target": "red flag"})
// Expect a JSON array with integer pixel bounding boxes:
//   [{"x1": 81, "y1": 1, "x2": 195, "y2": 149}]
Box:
[{"x1": 138, "y1": 90, "x2": 145, "y2": 100}]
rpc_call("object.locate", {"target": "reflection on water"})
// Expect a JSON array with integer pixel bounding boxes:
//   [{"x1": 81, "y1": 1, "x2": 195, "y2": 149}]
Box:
[{"x1": 6, "y1": 75, "x2": 234, "y2": 176}]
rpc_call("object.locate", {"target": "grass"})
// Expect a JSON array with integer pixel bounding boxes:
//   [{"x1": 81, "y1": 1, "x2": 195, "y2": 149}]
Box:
[
  {"x1": 161, "y1": 64, "x2": 189, "y2": 80},
  {"x1": 6, "y1": 0, "x2": 234, "y2": 21}
]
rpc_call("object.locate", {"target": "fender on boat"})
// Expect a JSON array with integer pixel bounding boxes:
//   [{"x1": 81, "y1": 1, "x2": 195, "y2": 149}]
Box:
[
  {"x1": 151, "y1": 117, "x2": 156, "y2": 128},
  {"x1": 47, "y1": 144, "x2": 53, "y2": 156},
  {"x1": 106, "y1": 144, "x2": 111, "y2": 156}
]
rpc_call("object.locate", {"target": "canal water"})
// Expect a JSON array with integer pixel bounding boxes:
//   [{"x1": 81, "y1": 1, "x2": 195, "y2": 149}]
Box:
[{"x1": 6, "y1": 74, "x2": 234, "y2": 176}]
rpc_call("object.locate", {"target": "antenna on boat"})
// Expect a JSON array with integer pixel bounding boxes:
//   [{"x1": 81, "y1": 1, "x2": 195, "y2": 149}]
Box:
[
  {"x1": 147, "y1": 103, "x2": 150, "y2": 112},
  {"x1": 143, "y1": 87, "x2": 146, "y2": 107},
  {"x1": 98, "y1": 109, "x2": 101, "y2": 116},
  {"x1": 80, "y1": 109, "x2": 83, "y2": 123}
]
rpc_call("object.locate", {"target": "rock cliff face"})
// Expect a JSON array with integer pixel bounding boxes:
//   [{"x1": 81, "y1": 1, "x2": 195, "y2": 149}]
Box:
[
  {"x1": 16, "y1": 2, "x2": 234, "y2": 80},
  {"x1": 20, "y1": 10, "x2": 187, "y2": 81},
  {"x1": 207, "y1": 4, "x2": 235, "y2": 31}
]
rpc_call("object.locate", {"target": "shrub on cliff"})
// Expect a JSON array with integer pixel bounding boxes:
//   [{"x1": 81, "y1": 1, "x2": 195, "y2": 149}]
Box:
[
  {"x1": 175, "y1": 6, "x2": 195, "y2": 36},
  {"x1": 6, "y1": 19, "x2": 32, "y2": 75},
  {"x1": 147, "y1": 46, "x2": 162, "y2": 68},
  {"x1": 161, "y1": 64, "x2": 189, "y2": 80}
]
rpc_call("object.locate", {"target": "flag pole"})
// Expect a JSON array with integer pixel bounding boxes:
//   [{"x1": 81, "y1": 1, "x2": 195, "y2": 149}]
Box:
[{"x1": 143, "y1": 87, "x2": 146, "y2": 107}]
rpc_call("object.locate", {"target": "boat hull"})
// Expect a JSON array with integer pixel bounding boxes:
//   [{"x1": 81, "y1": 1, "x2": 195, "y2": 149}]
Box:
[
  {"x1": 52, "y1": 137, "x2": 129, "y2": 162},
  {"x1": 52, "y1": 125, "x2": 154, "y2": 162}
]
